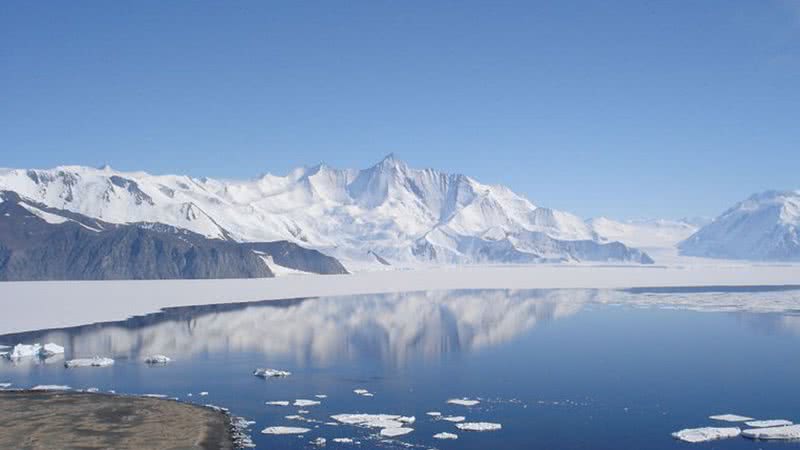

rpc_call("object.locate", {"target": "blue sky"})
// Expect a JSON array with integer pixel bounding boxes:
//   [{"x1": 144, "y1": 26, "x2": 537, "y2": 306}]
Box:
[{"x1": 1, "y1": 1, "x2": 798, "y2": 219}]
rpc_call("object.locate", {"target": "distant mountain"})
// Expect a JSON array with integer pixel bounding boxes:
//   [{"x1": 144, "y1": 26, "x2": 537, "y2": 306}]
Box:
[
  {"x1": 678, "y1": 190, "x2": 800, "y2": 261},
  {"x1": 0, "y1": 155, "x2": 653, "y2": 265},
  {"x1": 587, "y1": 217, "x2": 700, "y2": 250},
  {"x1": 0, "y1": 191, "x2": 346, "y2": 281}
]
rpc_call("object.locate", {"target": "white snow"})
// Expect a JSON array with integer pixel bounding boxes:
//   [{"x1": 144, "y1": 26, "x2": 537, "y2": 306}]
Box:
[
  {"x1": 261, "y1": 426, "x2": 311, "y2": 435},
  {"x1": 144, "y1": 354, "x2": 171, "y2": 364},
  {"x1": 380, "y1": 427, "x2": 414, "y2": 437},
  {"x1": 709, "y1": 414, "x2": 754, "y2": 422},
  {"x1": 672, "y1": 427, "x2": 741, "y2": 443},
  {"x1": 31, "y1": 385, "x2": 71, "y2": 391},
  {"x1": 456, "y1": 422, "x2": 502, "y2": 431},
  {"x1": 433, "y1": 432, "x2": 458, "y2": 440},
  {"x1": 254, "y1": 368, "x2": 291, "y2": 378},
  {"x1": 266, "y1": 401, "x2": 290, "y2": 406},
  {"x1": 742, "y1": 424, "x2": 800, "y2": 440},
  {"x1": 64, "y1": 357, "x2": 114, "y2": 368},
  {"x1": 0, "y1": 383, "x2": 12, "y2": 388},
  {"x1": 447, "y1": 398, "x2": 480, "y2": 407},
  {"x1": 294, "y1": 399, "x2": 321, "y2": 407},
  {"x1": 745, "y1": 419, "x2": 793, "y2": 428},
  {"x1": 441, "y1": 416, "x2": 466, "y2": 423}
]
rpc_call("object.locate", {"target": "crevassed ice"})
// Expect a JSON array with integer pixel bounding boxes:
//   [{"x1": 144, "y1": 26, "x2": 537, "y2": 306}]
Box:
[{"x1": 671, "y1": 427, "x2": 741, "y2": 443}]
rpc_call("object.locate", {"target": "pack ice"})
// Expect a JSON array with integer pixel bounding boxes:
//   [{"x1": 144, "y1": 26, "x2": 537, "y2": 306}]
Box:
[
  {"x1": 709, "y1": 414, "x2": 753, "y2": 422},
  {"x1": 144, "y1": 354, "x2": 171, "y2": 364},
  {"x1": 742, "y1": 424, "x2": 800, "y2": 440},
  {"x1": 744, "y1": 419, "x2": 793, "y2": 428},
  {"x1": 64, "y1": 357, "x2": 114, "y2": 368},
  {"x1": 447, "y1": 398, "x2": 480, "y2": 407},
  {"x1": 456, "y1": 422, "x2": 502, "y2": 432},
  {"x1": 671, "y1": 427, "x2": 741, "y2": 443},
  {"x1": 254, "y1": 368, "x2": 291, "y2": 378},
  {"x1": 261, "y1": 426, "x2": 311, "y2": 435}
]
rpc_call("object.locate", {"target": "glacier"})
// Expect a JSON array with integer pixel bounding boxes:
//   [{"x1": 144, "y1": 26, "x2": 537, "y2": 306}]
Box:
[{"x1": 0, "y1": 155, "x2": 653, "y2": 267}]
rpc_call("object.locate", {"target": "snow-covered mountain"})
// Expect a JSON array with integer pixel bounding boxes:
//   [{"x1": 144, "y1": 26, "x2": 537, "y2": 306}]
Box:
[
  {"x1": 679, "y1": 190, "x2": 800, "y2": 261},
  {"x1": 587, "y1": 217, "x2": 701, "y2": 250},
  {"x1": 0, "y1": 155, "x2": 654, "y2": 266}
]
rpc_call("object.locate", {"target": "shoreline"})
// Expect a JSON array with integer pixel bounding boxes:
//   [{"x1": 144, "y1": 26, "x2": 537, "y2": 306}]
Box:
[{"x1": 2, "y1": 264, "x2": 800, "y2": 334}]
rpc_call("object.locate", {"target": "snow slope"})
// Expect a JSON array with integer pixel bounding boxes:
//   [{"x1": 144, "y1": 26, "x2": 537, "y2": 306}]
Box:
[
  {"x1": 0, "y1": 155, "x2": 652, "y2": 266},
  {"x1": 588, "y1": 217, "x2": 700, "y2": 250},
  {"x1": 679, "y1": 190, "x2": 800, "y2": 261}
]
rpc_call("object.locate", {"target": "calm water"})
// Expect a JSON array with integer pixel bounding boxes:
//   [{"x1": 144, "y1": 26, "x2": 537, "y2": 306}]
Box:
[{"x1": 2, "y1": 288, "x2": 800, "y2": 449}]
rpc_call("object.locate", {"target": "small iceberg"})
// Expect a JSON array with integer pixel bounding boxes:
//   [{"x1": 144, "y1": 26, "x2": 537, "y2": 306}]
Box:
[
  {"x1": 442, "y1": 416, "x2": 465, "y2": 423},
  {"x1": 40, "y1": 343, "x2": 65, "y2": 358},
  {"x1": 199, "y1": 391, "x2": 209, "y2": 396},
  {"x1": 709, "y1": 414, "x2": 753, "y2": 422},
  {"x1": 433, "y1": 432, "x2": 458, "y2": 440},
  {"x1": 456, "y1": 422, "x2": 502, "y2": 432},
  {"x1": 254, "y1": 368, "x2": 291, "y2": 378},
  {"x1": 65, "y1": 357, "x2": 114, "y2": 368},
  {"x1": 4, "y1": 343, "x2": 41, "y2": 359},
  {"x1": 294, "y1": 399, "x2": 321, "y2": 407},
  {"x1": 353, "y1": 388, "x2": 373, "y2": 397},
  {"x1": 742, "y1": 424, "x2": 800, "y2": 440},
  {"x1": 331, "y1": 413, "x2": 405, "y2": 429},
  {"x1": 745, "y1": 419, "x2": 793, "y2": 428},
  {"x1": 31, "y1": 384, "x2": 71, "y2": 391},
  {"x1": 311, "y1": 437, "x2": 327, "y2": 446},
  {"x1": 261, "y1": 426, "x2": 311, "y2": 435},
  {"x1": 315, "y1": 394, "x2": 328, "y2": 398},
  {"x1": 380, "y1": 427, "x2": 413, "y2": 437},
  {"x1": 85, "y1": 387, "x2": 99, "y2": 393},
  {"x1": 145, "y1": 355, "x2": 171, "y2": 364},
  {"x1": 671, "y1": 427, "x2": 741, "y2": 443},
  {"x1": 332, "y1": 437, "x2": 354, "y2": 443},
  {"x1": 447, "y1": 398, "x2": 480, "y2": 407},
  {"x1": 266, "y1": 401, "x2": 290, "y2": 406},
  {"x1": 426, "y1": 411, "x2": 442, "y2": 417}
]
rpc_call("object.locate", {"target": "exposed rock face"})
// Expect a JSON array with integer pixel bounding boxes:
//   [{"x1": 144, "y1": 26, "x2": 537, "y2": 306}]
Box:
[{"x1": 244, "y1": 241, "x2": 348, "y2": 275}]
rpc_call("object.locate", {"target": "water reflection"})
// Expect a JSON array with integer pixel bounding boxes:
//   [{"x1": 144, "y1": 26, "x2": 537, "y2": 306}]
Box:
[{"x1": 0, "y1": 290, "x2": 601, "y2": 366}]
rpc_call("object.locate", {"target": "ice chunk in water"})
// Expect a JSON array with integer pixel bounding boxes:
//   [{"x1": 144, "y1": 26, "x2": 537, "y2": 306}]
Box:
[
  {"x1": 744, "y1": 420, "x2": 793, "y2": 428},
  {"x1": 142, "y1": 394, "x2": 168, "y2": 398},
  {"x1": 144, "y1": 355, "x2": 171, "y2": 364},
  {"x1": 332, "y1": 438, "x2": 354, "y2": 443},
  {"x1": 40, "y1": 343, "x2": 64, "y2": 357},
  {"x1": 315, "y1": 394, "x2": 328, "y2": 398},
  {"x1": 353, "y1": 388, "x2": 373, "y2": 397},
  {"x1": 199, "y1": 391, "x2": 209, "y2": 396},
  {"x1": 433, "y1": 432, "x2": 458, "y2": 440},
  {"x1": 742, "y1": 424, "x2": 800, "y2": 440},
  {"x1": 671, "y1": 427, "x2": 741, "y2": 443},
  {"x1": 426, "y1": 412, "x2": 442, "y2": 417},
  {"x1": 266, "y1": 401, "x2": 290, "y2": 406},
  {"x1": 31, "y1": 385, "x2": 71, "y2": 391},
  {"x1": 442, "y1": 416, "x2": 465, "y2": 423},
  {"x1": 64, "y1": 357, "x2": 114, "y2": 368},
  {"x1": 709, "y1": 414, "x2": 754, "y2": 422},
  {"x1": 311, "y1": 437, "x2": 327, "y2": 446},
  {"x1": 261, "y1": 426, "x2": 311, "y2": 435},
  {"x1": 380, "y1": 427, "x2": 413, "y2": 437},
  {"x1": 294, "y1": 399, "x2": 321, "y2": 407},
  {"x1": 254, "y1": 368, "x2": 291, "y2": 378},
  {"x1": 447, "y1": 398, "x2": 480, "y2": 407},
  {"x1": 456, "y1": 422, "x2": 502, "y2": 432},
  {"x1": 331, "y1": 414, "x2": 404, "y2": 429},
  {"x1": 0, "y1": 382, "x2": 12, "y2": 388},
  {"x1": 4, "y1": 343, "x2": 42, "y2": 359}
]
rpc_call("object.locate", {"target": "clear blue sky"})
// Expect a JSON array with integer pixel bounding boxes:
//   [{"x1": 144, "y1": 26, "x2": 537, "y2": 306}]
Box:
[{"x1": 2, "y1": 1, "x2": 798, "y2": 219}]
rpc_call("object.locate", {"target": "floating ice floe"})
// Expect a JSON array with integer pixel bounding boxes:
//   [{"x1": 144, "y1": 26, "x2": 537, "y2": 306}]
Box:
[
  {"x1": 315, "y1": 394, "x2": 328, "y2": 398},
  {"x1": 40, "y1": 343, "x2": 65, "y2": 357},
  {"x1": 204, "y1": 404, "x2": 229, "y2": 413},
  {"x1": 742, "y1": 424, "x2": 800, "y2": 440},
  {"x1": 298, "y1": 410, "x2": 310, "y2": 414},
  {"x1": 442, "y1": 416, "x2": 465, "y2": 423},
  {"x1": 311, "y1": 437, "x2": 327, "y2": 446},
  {"x1": 4, "y1": 343, "x2": 41, "y2": 359},
  {"x1": 332, "y1": 437, "x2": 354, "y2": 443},
  {"x1": 331, "y1": 414, "x2": 406, "y2": 430},
  {"x1": 31, "y1": 384, "x2": 71, "y2": 391},
  {"x1": 433, "y1": 432, "x2": 458, "y2": 440},
  {"x1": 261, "y1": 426, "x2": 311, "y2": 435},
  {"x1": 447, "y1": 398, "x2": 480, "y2": 407},
  {"x1": 85, "y1": 387, "x2": 99, "y2": 393},
  {"x1": 0, "y1": 382, "x2": 12, "y2": 388},
  {"x1": 426, "y1": 412, "x2": 442, "y2": 417},
  {"x1": 380, "y1": 427, "x2": 414, "y2": 437},
  {"x1": 231, "y1": 416, "x2": 256, "y2": 449},
  {"x1": 294, "y1": 399, "x2": 321, "y2": 407},
  {"x1": 456, "y1": 422, "x2": 502, "y2": 432},
  {"x1": 353, "y1": 388, "x2": 374, "y2": 397},
  {"x1": 254, "y1": 368, "x2": 291, "y2": 378},
  {"x1": 199, "y1": 391, "x2": 209, "y2": 396},
  {"x1": 142, "y1": 394, "x2": 168, "y2": 398},
  {"x1": 709, "y1": 414, "x2": 754, "y2": 422},
  {"x1": 266, "y1": 401, "x2": 290, "y2": 406},
  {"x1": 64, "y1": 357, "x2": 114, "y2": 368},
  {"x1": 144, "y1": 355, "x2": 171, "y2": 364},
  {"x1": 744, "y1": 419, "x2": 793, "y2": 428},
  {"x1": 671, "y1": 427, "x2": 741, "y2": 443}
]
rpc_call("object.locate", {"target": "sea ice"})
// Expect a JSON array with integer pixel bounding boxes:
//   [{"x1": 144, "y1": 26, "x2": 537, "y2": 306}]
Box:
[
  {"x1": 671, "y1": 427, "x2": 741, "y2": 443},
  {"x1": 353, "y1": 388, "x2": 373, "y2": 396},
  {"x1": 31, "y1": 385, "x2": 71, "y2": 391},
  {"x1": 294, "y1": 399, "x2": 321, "y2": 407},
  {"x1": 85, "y1": 387, "x2": 99, "y2": 393},
  {"x1": 266, "y1": 401, "x2": 290, "y2": 406},
  {"x1": 709, "y1": 414, "x2": 754, "y2": 422},
  {"x1": 297, "y1": 410, "x2": 310, "y2": 414},
  {"x1": 744, "y1": 419, "x2": 793, "y2": 428},
  {"x1": 433, "y1": 432, "x2": 458, "y2": 440},
  {"x1": 380, "y1": 427, "x2": 414, "y2": 437},
  {"x1": 332, "y1": 437, "x2": 354, "y2": 443},
  {"x1": 331, "y1": 414, "x2": 405, "y2": 430},
  {"x1": 315, "y1": 394, "x2": 328, "y2": 398},
  {"x1": 64, "y1": 357, "x2": 114, "y2": 368},
  {"x1": 40, "y1": 343, "x2": 64, "y2": 357},
  {"x1": 0, "y1": 383, "x2": 12, "y2": 388},
  {"x1": 447, "y1": 398, "x2": 480, "y2": 407},
  {"x1": 261, "y1": 426, "x2": 311, "y2": 435},
  {"x1": 199, "y1": 391, "x2": 209, "y2": 396},
  {"x1": 442, "y1": 416, "x2": 465, "y2": 423},
  {"x1": 426, "y1": 412, "x2": 442, "y2": 417},
  {"x1": 742, "y1": 424, "x2": 800, "y2": 440},
  {"x1": 456, "y1": 422, "x2": 502, "y2": 432},
  {"x1": 144, "y1": 354, "x2": 171, "y2": 364},
  {"x1": 4, "y1": 343, "x2": 41, "y2": 359},
  {"x1": 311, "y1": 437, "x2": 327, "y2": 446},
  {"x1": 254, "y1": 368, "x2": 291, "y2": 378},
  {"x1": 142, "y1": 394, "x2": 168, "y2": 398}
]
